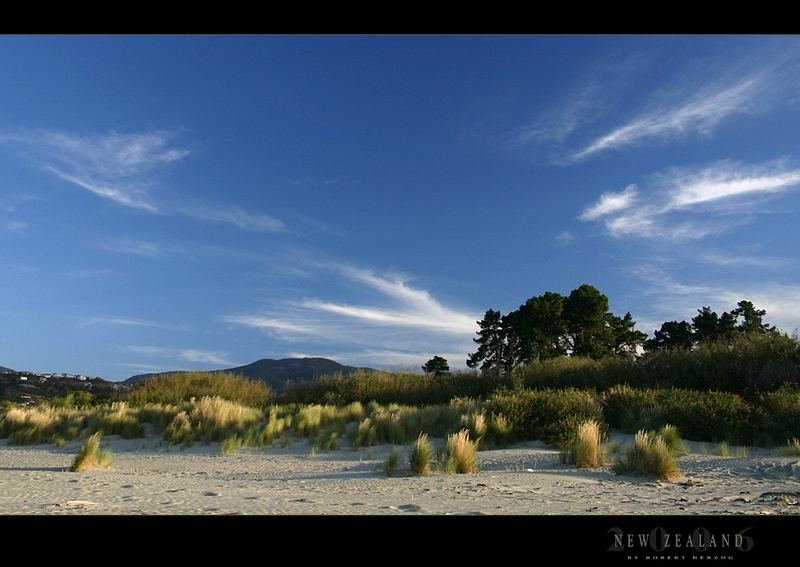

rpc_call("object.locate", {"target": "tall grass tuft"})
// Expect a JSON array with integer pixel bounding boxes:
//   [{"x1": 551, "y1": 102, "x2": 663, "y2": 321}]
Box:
[
  {"x1": 220, "y1": 435, "x2": 243, "y2": 455},
  {"x1": 70, "y1": 433, "x2": 111, "y2": 472},
  {"x1": 657, "y1": 424, "x2": 688, "y2": 456},
  {"x1": 788, "y1": 438, "x2": 800, "y2": 456},
  {"x1": 614, "y1": 430, "x2": 682, "y2": 481},
  {"x1": 569, "y1": 419, "x2": 606, "y2": 469},
  {"x1": 384, "y1": 447, "x2": 401, "y2": 477},
  {"x1": 439, "y1": 429, "x2": 479, "y2": 474},
  {"x1": 718, "y1": 441, "x2": 731, "y2": 457},
  {"x1": 410, "y1": 433, "x2": 434, "y2": 476}
]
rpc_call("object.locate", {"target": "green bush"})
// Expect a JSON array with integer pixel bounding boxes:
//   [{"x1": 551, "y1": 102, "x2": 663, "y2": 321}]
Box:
[{"x1": 485, "y1": 388, "x2": 602, "y2": 441}]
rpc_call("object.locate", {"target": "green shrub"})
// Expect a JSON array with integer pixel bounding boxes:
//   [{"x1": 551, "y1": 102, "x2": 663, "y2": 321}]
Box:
[{"x1": 485, "y1": 388, "x2": 602, "y2": 441}]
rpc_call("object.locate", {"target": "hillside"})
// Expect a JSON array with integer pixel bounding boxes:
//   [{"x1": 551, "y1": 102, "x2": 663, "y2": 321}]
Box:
[
  {"x1": 0, "y1": 366, "x2": 14, "y2": 373},
  {"x1": 125, "y1": 357, "x2": 375, "y2": 389}
]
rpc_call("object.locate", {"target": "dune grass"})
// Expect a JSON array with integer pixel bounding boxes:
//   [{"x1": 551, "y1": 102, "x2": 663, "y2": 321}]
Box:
[
  {"x1": 717, "y1": 441, "x2": 731, "y2": 457},
  {"x1": 788, "y1": 438, "x2": 800, "y2": 456},
  {"x1": 220, "y1": 435, "x2": 243, "y2": 455},
  {"x1": 384, "y1": 447, "x2": 401, "y2": 477},
  {"x1": 614, "y1": 430, "x2": 682, "y2": 481},
  {"x1": 569, "y1": 419, "x2": 606, "y2": 469},
  {"x1": 0, "y1": 405, "x2": 84, "y2": 445},
  {"x1": 126, "y1": 371, "x2": 272, "y2": 406},
  {"x1": 410, "y1": 433, "x2": 434, "y2": 476},
  {"x1": 657, "y1": 424, "x2": 688, "y2": 456},
  {"x1": 439, "y1": 429, "x2": 479, "y2": 474},
  {"x1": 70, "y1": 433, "x2": 111, "y2": 472}
]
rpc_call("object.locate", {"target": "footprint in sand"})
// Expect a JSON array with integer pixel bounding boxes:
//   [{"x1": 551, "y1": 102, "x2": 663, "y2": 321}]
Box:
[{"x1": 203, "y1": 491, "x2": 221, "y2": 497}]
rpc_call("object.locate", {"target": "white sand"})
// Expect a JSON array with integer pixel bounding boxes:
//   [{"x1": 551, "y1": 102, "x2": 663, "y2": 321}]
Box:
[{"x1": 1, "y1": 434, "x2": 799, "y2": 515}]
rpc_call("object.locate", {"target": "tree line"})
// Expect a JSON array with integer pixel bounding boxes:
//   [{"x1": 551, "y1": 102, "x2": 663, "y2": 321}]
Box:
[{"x1": 447, "y1": 284, "x2": 778, "y2": 376}]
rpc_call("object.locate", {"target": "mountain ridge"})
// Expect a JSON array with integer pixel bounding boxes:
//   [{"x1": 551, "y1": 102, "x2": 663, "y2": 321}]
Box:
[{"x1": 125, "y1": 357, "x2": 376, "y2": 389}]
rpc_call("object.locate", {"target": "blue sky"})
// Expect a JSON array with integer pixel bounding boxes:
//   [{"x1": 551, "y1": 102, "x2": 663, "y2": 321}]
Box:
[{"x1": 2, "y1": 36, "x2": 800, "y2": 380}]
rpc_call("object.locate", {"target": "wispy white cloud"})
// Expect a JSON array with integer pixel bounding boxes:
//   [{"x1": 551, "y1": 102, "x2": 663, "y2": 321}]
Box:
[
  {"x1": 579, "y1": 184, "x2": 638, "y2": 221},
  {"x1": 697, "y1": 251, "x2": 791, "y2": 269},
  {"x1": 667, "y1": 160, "x2": 800, "y2": 207},
  {"x1": 61, "y1": 268, "x2": 118, "y2": 278},
  {"x1": 222, "y1": 316, "x2": 320, "y2": 336},
  {"x1": 509, "y1": 53, "x2": 650, "y2": 153},
  {"x1": 573, "y1": 79, "x2": 760, "y2": 161},
  {"x1": 629, "y1": 264, "x2": 800, "y2": 334},
  {"x1": 554, "y1": 231, "x2": 575, "y2": 246},
  {"x1": 80, "y1": 316, "x2": 183, "y2": 330},
  {"x1": 303, "y1": 266, "x2": 478, "y2": 335},
  {"x1": 97, "y1": 238, "x2": 162, "y2": 257},
  {"x1": 122, "y1": 345, "x2": 234, "y2": 366},
  {"x1": 225, "y1": 264, "x2": 480, "y2": 365},
  {"x1": 581, "y1": 159, "x2": 800, "y2": 240},
  {"x1": 5, "y1": 220, "x2": 28, "y2": 231},
  {"x1": 182, "y1": 204, "x2": 285, "y2": 232},
  {"x1": 1, "y1": 130, "x2": 189, "y2": 212}
]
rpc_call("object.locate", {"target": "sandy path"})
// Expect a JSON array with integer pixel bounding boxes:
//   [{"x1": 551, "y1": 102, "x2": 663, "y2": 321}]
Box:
[{"x1": 1, "y1": 436, "x2": 799, "y2": 515}]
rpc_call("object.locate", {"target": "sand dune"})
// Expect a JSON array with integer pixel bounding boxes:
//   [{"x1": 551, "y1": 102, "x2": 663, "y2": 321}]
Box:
[{"x1": 1, "y1": 435, "x2": 799, "y2": 515}]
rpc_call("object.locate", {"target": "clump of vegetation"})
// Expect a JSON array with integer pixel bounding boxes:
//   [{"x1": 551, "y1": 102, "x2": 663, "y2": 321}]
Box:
[
  {"x1": 614, "y1": 430, "x2": 682, "y2": 481},
  {"x1": 220, "y1": 435, "x2": 243, "y2": 455},
  {"x1": 384, "y1": 447, "x2": 401, "y2": 477},
  {"x1": 410, "y1": 433, "x2": 434, "y2": 476},
  {"x1": 126, "y1": 372, "x2": 272, "y2": 406},
  {"x1": 439, "y1": 429, "x2": 479, "y2": 474},
  {"x1": 280, "y1": 369, "x2": 501, "y2": 407},
  {"x1": 566, "y1": 419, "x2": 606, "y2": 469},
  {"x1": 486, "y1": 413, "x2": 513, "y2": 447},
  {"x1": 657, "y1": 424, "x2": 688, "y2": 456},
  {"x1": 0, "y1": 405, "x2": 84, "y2": 445},
  {"x1": 485, "y1": 388, "x2": 603, "y2": 442},
  {"x1": 164, "y1": 411, "x2": 195, "y2": 447},
  {"x1": 787, "y1": 438, "x2": 800, "y2": 456},
  {"x1": 718, "y1": 441, "x2": 731, "y2": 457},
  {"x1": 352, "y1": 418, "x2": 379, "y2": 449},
  {"x1": 136, "y1": 403, "x2": 181, "y2": 432},
  {"x1": 87, "y1": 402, "x2": 145, "y2": 439},
  {"x1": 162, "y1": 396, "x2": 265, "y2": 447},
  {"x1": 314, "y1": 427, "x2": 341, "y2": 451},
  {"x1": 70, "y1": 433, "x2": 111, "y2": 472}
]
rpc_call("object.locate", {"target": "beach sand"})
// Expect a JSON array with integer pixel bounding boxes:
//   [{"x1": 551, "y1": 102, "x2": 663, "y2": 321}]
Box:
[{"x1": 1, "y1": 434, "x2": 799, "y2": 515}]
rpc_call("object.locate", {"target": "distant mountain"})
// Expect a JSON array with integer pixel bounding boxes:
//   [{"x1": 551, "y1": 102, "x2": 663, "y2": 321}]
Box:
[
  {"x1": 125, "y1": 357, "x2": 375, "y2": 389},
  {"x1": 0, "y1": 366, "x2": 14, "y2": 373}
]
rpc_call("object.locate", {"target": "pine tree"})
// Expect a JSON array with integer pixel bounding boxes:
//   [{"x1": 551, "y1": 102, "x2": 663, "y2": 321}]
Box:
[
  {"x1": 466, "y1": 309, "x2": 507, "y2": 374},
  {"x1": 422, "y1": 356, "x2": 450, "y2": 378}
]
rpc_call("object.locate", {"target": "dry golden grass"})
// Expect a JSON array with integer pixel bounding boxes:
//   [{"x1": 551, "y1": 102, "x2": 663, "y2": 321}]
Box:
[
  {"x1": 571, "y1": 419, "x2": 606, "y2": 469},
  {"x1": 1, "y1": 405, "x2": 83, "y2": 445},
  {"x1": 70, "y1": 433, "x2": 111, "y2": 472},
  {"x1": 440, "y1": 429, "x2": 479, "y2": 474},
  {"x1": 614, "y1": 430, "x2": 682, "y2": 482},
  {"x1": 787, "y1": 438, "x2": 800, "y2": 456},
  {"x1": 410, "y1": 432, "x2": 434, "y2": 476}
]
